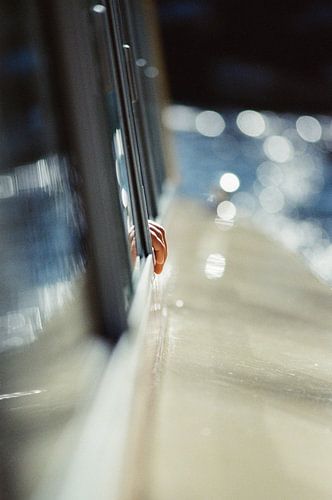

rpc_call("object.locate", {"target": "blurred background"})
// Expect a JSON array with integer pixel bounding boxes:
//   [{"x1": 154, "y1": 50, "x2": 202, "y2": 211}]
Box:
[
  {"x1": 156, "y1": 0, "x2": 332, "y2": 284},
  {"x1": 157, "y1": 0, "x2": 332, "y2": 112}
]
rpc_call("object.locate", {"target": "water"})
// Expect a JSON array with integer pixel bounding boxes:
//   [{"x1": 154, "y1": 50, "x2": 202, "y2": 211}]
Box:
[{"x1": 164, "y1": 105, "x2": 332, "y2": 284}]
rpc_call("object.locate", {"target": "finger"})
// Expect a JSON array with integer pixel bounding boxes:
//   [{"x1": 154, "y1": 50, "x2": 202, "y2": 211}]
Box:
[
  {"x1": 150, "y1": 231, "x2": 166, "y2": 264},
  {"x1": 149, "y1": 222, "x2": 168, "y2": 259},
  {"x1": 130, "y1": 237, "x2": 137, "y2": 263},
  {"x1": 148, "y1": 221, "x2": 166, "y2": 246},
  {"x1": 154, "y1": 261, "x2": 164, "y2": 274},
  {"x1": 150, "y1": 238, "x2": 166, "y2": 269},
  {"x1": 153, "y1": 246, "x2": 165, "y2": 265},
  {"x1": 148, "y1": 220, "x2": 165, "y2": 237}
]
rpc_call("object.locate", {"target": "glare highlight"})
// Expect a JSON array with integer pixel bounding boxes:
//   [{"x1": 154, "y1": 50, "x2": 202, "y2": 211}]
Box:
[
  {"x1": 121, "y1": 188, "x2": 128, "y2": 208},
  {"x1": 92, "y1": 4, "x2": 105, "y2": 13},
  {"x1": 219, "y1": 173, "x2": 240, "y2": 193},
  {"x1": 0, "y1": 390, "x2": 45, "y2": 401},
  {"x1": 0, "y1": 176, "x2": 15, "y2": 198}
]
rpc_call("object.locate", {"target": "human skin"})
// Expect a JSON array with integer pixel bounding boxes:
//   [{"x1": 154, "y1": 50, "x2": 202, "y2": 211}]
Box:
[
  {"x1": 129, "y1": 220, "x2": 167, "y2": 274},
  {"x1": 148, "y1": 220, "x2": 167, "y2": 274}
]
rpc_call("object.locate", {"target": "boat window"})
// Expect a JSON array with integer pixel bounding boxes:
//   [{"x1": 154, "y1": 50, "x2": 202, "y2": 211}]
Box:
[
  {"x1": 91, "y1": 1, "x2": 153, "y2": 272},
  {"x1": 122, "y1": 0, "x2": 168, "y2": 196}
]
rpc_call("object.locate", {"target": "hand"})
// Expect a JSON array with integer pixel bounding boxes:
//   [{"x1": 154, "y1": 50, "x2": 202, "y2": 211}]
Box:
[
  {"x1": 148, "y1": 220, "x2": 168, "y2": 274},
  {"x1": 128, "y1": 220, "x2": 168, "y2": 274}
]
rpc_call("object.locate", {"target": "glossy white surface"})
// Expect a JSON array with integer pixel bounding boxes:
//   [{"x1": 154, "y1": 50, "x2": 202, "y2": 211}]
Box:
[{"x1": 132, "y1": 197, "x2": 332, "y2": 500}]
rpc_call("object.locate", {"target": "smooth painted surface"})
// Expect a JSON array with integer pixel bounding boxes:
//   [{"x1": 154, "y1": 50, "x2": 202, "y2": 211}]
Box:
[{"x1": 129, "y1": 197, "x2": 332, "y2": 500}]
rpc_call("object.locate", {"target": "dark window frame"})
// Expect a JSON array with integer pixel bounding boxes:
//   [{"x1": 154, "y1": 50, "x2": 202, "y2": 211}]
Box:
[{"x1": 46, "y1": 0, "x2": 138, "y2": 341}]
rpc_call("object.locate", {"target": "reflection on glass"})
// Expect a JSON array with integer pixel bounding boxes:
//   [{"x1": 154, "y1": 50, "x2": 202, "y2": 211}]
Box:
[
  {"x1": 136, "y1": 58, "x2": 147, "y2": 67},
  {"x1": 144, "y1": 65, "x2": 159, "y2": 78},
  {"x1": 0, "y1": 155, "x2": 85, "y2": 352},
  {"x1": 106, "y1": 90, "x2": 138, "y2": 269}
]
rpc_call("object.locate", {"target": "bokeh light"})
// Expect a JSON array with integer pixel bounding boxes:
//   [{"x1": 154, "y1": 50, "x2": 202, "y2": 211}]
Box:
[
  {"x1": 144, "y1": 66, "x2": 159, "y2": 78},
  {"x1": 256, "y1": 161, "x2": 283, "y2": 187},
  {"x1": 217, "y1": 200, "x2": 237, "y2": 220},
  {"x1": 296, "y1": 116, "x2": 322, "y2": 143},
  {"x1": 231, "y1": 192, "x2": 256, "y2": 217},
  {"x1": 259, "y1": 186, "x2": 284, "y2": 213},
  {"x1": 219, "y1": 172, "x2": 240, "y2": 192},
  {"x1": 162, "y1": 105, "x2": 197, "y2": 132},
  {"x1": 263, "y1": 135, "x2": 294, "y2": 163},
  {"x1": 236, "y1": 110, "x2": 266, "y2": 137},
  {"x1": 195, "y1": 110, "x2": 225, "y2": 137}
]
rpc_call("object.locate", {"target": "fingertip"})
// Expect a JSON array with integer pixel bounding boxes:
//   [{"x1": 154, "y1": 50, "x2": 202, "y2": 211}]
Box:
[{"x1": 154, "y1": 262, "x2": 164, "y2": 274}]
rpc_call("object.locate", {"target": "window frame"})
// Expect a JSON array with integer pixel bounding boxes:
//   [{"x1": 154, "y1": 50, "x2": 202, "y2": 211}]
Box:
[{"x1": 47, "y1": 0, "x2": 139, "y2": 341}]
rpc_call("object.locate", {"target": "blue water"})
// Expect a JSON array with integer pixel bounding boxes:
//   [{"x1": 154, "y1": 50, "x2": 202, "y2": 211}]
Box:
[{"x1": 169, "y1": 106, "x2": 332, "y2": 282}]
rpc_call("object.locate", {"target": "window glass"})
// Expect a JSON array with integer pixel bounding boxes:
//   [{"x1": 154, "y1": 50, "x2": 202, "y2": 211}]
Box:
[
  {"x1": 105, "y1": 84, "x2": 138, "y2": 270},
  {"x1": 124, "y1": 0, "x2": 168, "y2": 194},
  {"x1": 0, "y1": 3, "x2": 104, "y2": 499},
  {"x1": 0, "y1": 3, "x2": 87, "y2": 350},
  {"x1": 91, "y1": 3, "x2": 145, "y2": 273}
]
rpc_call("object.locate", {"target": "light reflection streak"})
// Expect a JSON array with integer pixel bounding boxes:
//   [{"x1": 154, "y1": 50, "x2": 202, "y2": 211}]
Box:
[
  {"x1": 14, "y1": 155, "x2": 67, "y2": 193},
  {"x1": 0, "y1": 175, "x2": 15, "y2": 198},
  {"x1": 205, "y1": 254, "x2": 226, "y2": 280},
  {"x1": 121, "y1": 187, "x2": 128, "y2": 208},
  {"x1": 37, "y1": 281, "x2": 75, "y2": 321},
  {"x1": 215, "y1": 217, "x2": 234, "y2": 230},
  {"x1": 92, "y1": 4, "x2": 105, "y2": 14},
  {"x1": 0, "y1": 154, "x2": 84, "y2": 352},
  {"x1": 0, "y1": 389, "x2": 45, "y2": 401},
  {"x1": 0, "y1": 307, "x2": 42, "y2": 350}
]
